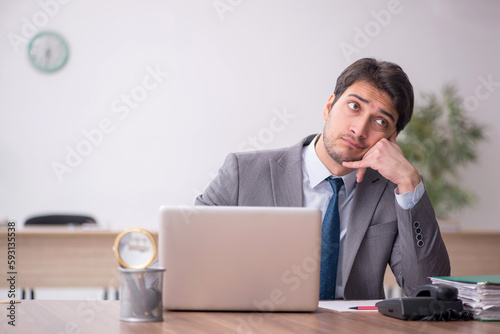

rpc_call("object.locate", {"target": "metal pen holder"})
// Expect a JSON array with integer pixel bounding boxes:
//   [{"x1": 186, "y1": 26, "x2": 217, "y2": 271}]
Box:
[{"x1": 119, "y1": 267, "x2": 165, "y2": 322}]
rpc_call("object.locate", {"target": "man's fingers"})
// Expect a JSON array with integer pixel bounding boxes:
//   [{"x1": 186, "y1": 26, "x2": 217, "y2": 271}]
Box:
[
  {"x1": 342, "y1": 161, "x2": 367, "y2": 183},
  {"x1": 342, "y1": 132, "x2": 403, "y2": 184},
  {"x1": 356, "y1": 167, "x2": 366, "y2": 183},
  {"x1": 342, "y1": 161, "x2": 363, "y2": 169},
  {"x1": 342, "y1": 160, "x2": 369, "y2": 169}
]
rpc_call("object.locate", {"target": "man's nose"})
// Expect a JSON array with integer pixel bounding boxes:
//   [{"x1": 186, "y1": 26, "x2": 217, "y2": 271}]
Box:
[{"x1": 349, "y1": 117, "x2": 370, "y2": 138}]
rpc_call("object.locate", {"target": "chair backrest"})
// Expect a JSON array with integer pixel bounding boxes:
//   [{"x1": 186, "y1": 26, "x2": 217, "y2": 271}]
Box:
[{"x1": 25, "y1": 214, "x2": 96, "y2": 225}]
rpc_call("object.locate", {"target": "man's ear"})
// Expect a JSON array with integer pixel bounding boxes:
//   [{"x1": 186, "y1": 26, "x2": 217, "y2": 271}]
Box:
[
  {"x1": 389, "y1": 130, "x2": 398, "y2": 142},
  {"x1": 323, "y1": 94, "x2": 335, "y2": 121}
]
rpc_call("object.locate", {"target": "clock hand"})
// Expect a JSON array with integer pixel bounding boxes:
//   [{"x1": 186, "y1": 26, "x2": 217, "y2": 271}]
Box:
[{"x1": 45, "y1": 49, "x2": 51, "y2": 67}]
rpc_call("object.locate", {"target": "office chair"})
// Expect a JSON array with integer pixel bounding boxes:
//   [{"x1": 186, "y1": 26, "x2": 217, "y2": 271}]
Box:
[{"x1": 24, "y1": 214, "x2": 96, "y2": 225}]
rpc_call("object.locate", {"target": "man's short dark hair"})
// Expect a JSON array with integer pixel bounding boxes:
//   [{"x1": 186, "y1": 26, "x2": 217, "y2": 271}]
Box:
[{"x1": 332, "y1": 58, "x2": 414, "y2": 133}]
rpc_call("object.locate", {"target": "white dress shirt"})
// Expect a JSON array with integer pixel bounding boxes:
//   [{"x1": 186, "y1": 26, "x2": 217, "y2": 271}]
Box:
[{"x1": 301, "y1": 134, "x2": 424, "y2": 298}]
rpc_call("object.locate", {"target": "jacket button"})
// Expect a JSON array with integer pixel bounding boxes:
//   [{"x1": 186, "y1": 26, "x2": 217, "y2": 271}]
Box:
[
  {"x1": 417, "y1": 240, "x2": 424, "y2": 247},
  {"x1": 413, "y1": 221, "x2": 420, "y2": 228}
]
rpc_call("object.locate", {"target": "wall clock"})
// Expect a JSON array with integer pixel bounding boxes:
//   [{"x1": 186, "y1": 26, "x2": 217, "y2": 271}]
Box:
[{"x1": 28, "y1": 31, "x2": 69, "y2": 73}]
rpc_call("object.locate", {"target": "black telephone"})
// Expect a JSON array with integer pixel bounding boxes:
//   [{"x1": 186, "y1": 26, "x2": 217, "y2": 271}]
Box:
[{"x1": 375, "y1": 284, "x2": 468, "y2": 320}]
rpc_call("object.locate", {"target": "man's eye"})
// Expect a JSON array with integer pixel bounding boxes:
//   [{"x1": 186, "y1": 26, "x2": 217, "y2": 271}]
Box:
[
  {"x1": 375, "y1": 119, "x2": 388, "y2": 127},
  {"x1": 348, "y1": 102, "x2": 359, "y2": 111}
]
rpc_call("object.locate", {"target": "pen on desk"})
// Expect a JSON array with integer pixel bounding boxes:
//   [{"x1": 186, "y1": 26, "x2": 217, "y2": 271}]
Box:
[
  {"x1": 349, "y1": 306, "x2": 378, "y2": 310},
  {"x1": 0, "y1": 300, "x2": 21, "y2": 304}
]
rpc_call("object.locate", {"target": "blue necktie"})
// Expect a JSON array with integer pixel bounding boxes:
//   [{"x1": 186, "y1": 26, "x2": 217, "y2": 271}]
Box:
[{"x1": 319, "y1": 177, "x2": 344, "y2": 300}]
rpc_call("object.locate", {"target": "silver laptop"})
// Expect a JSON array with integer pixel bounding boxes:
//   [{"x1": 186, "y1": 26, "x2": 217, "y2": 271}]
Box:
[{"x1": 158, "y1": 205, "x2": 321, "y2": 312}]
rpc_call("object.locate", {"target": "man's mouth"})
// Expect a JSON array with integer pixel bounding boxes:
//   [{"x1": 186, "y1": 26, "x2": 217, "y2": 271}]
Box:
[{"x1": 342, "y1": 137, "x2": 365, "y2": 150}]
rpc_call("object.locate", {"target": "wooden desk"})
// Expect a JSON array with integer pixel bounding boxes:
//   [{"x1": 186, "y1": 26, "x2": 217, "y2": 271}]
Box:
[
  {"x1": 0, "y1": 226, "x2": 158, "y2": 290},
  {"x1": 0, "y1": 300, "x2": 498, "y2": 334}
]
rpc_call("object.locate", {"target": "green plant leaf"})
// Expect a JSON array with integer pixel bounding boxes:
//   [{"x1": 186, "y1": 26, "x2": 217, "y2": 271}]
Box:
[{"x1": 398, "y1": 82, "x2": 486, "y2": 218}]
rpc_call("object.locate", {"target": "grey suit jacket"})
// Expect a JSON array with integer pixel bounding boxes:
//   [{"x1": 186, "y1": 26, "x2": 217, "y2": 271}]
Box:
[{"x1": 196, "y1": 135, "x2": 451, "y2": 299}]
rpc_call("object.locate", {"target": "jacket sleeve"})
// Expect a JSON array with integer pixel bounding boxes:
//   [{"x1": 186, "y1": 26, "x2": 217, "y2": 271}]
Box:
[
  {"x1": 195, "y1": 153, "x2": 239, "y2": 206},
  {"x1": 389, "y1": 190, "x2": 451, "y2": 296}
]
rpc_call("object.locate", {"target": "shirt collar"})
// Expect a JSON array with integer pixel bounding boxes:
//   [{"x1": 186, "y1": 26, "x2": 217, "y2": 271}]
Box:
[{"x1": 303, "y1": 134, "x2": 357, "y2": 195}]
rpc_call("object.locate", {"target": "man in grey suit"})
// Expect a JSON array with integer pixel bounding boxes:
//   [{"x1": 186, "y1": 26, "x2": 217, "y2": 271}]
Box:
[{"x1": 196, "y1": 58, "x2": 450, "y2": 300}]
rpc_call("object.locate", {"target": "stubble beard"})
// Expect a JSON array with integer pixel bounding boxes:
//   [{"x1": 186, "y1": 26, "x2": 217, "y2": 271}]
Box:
[{"x1": 323, "y1": 133, "x2": 365, "y2": 165}]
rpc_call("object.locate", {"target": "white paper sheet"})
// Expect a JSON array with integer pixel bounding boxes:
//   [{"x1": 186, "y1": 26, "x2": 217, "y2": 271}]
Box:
[{"x1": 318, "y1": 300, "x2": 382, "y2": 312}]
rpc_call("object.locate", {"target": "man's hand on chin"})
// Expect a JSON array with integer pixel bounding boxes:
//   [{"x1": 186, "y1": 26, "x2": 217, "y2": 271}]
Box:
[{"x1": 342, "y1": 132, "x2": 421, "y2": 193}]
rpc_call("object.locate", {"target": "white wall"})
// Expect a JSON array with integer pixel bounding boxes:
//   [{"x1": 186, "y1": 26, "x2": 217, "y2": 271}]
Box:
[{"x1": 1, "y1": 0, "x2": 499, "y2": 231}]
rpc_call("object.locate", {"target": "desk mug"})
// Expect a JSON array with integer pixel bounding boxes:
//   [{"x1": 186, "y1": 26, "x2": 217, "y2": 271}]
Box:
[{"x1": 119, "y1": 267, "x2": 165, "y2": 322}]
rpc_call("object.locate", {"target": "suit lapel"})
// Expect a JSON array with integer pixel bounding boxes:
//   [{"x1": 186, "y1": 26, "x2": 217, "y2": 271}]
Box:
[
  {"x1": 269, "y1": 135, "x2": 316, "y2": 207},
  {"x1": 270, "y1": 159, "x2": 302, "y2": 207},
  {"x1": 266, "y1": 135, "x2": 389, "y2": 285},
  {"x1": 342, "y1": 168, "x2": 388, "y2": 285}
]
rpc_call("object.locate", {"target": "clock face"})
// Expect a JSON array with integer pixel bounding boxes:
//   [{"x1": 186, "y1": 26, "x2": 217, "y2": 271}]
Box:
[{"x1": 28, "y1": 31, "x2": 69, "y2": 72}]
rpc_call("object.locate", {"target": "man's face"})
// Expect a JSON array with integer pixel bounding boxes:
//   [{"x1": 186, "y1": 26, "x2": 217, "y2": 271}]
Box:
[{"x1": 321, "y1": 80, "x2": 399, "y2": 165}]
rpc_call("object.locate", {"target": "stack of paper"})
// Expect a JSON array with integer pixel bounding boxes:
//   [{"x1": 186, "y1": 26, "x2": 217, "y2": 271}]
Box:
[{"x1": 431, "y1": 275, "x2": 500, "y2": 321}]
